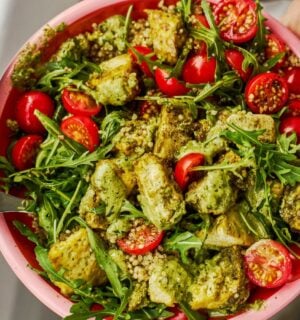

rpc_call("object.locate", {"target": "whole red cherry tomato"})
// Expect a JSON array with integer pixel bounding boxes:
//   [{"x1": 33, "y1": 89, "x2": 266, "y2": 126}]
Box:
[
  {"x1": 16, "y1": 90, "x2": 55, "y2": 134},
  {"x1": 60, "y1": 115, "x2": 100, "y2": 152},
  {"x1": 213, "y1": 0, "x2": 258, "y2": 44},
  {"x1": 244, "y1": 239, "x2": 292, "y2": 288},
  {"x1": 245, "y1": 72, "x2": 289, "y2": 114},
  {"x1": 117, "y1": 220, "x2": 164, "y2": 255},
  {"x1": 182, "y1": 53, "x2": 217, "y2": 84},
  {"x1": 174, "y1": 153, "x2": 205, "y2": 190},
  {"x1": 225, "y1": 49, "x2": 252, "y2": 81},
  {"x1": 61, "y1": 88, "x2": 102, "y2": 117},
  {"x1": 265, "y1": 33, "x2": 286, "y2": 69},
  {"x1": 11, "y1": 134, "x2": 43, "y2": 171},
  {"x1": 279, "y1": 116, "x2": 300, "y2": 143},
  {"x1": 286, "y1": 99, "x2": 300, "y2": 117},
  {"x1": 285, "y1": 67, "x2": 300, "y2": 95},
  {"x1": 129, "y1": 46, "x2": 157, "y2": 77},
  {"x1": 155, "y1": 68, "x2": 189, "y2": 97}
]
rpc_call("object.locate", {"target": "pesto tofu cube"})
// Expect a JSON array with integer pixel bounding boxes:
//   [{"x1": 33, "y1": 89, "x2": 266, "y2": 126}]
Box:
[
  {"x1": 280, "y1": 184, "x2": 300, "y2": 231},
  {"x1": 145, "y1": 10, "x2": 187, "y2": 65},
  {"x1": 79, "y1": 159, "x2": 127, "y2": 226},
  {"x1": 185, "y1": 170, "x2": 237, "y2": 215},
  {"x1": 48, "y1": 228, "x2": 107, "y2": 296},
  {"x1": 88, "y1": 54, "x2": 140, "y2": 106},
  {"x1": 135, "y1": 154, "x2": 186, "y2": 230},
  {"x1": 197, "y1": 203, "x2": 256, "y2": 248},
  {"x1": 188, "y1": 247, "x2": 249, "y2": 310},
  {"x1": 227, "y1": 112, "x2": 276, "y2": 143},
  {"x1": 148, "y1": 258, "x2": 191, "y2": 306},
  {"x1": 154, "y1": 105, "x2": 193, "y2": 161}
]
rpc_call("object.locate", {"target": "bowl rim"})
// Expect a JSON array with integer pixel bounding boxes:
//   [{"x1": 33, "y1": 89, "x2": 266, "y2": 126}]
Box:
[{"x1": 0, "y1": 0, "x2": 300, "y2": 318}]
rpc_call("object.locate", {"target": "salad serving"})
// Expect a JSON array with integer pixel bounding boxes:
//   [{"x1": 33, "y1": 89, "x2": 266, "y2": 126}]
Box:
[{"x1": 1, "y1": 0, "x2": 300, "y2": 319}]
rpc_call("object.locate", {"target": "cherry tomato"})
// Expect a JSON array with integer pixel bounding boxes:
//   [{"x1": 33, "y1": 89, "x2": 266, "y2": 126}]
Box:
[
  {"x1": 174, "y1": 153, "x2": 205, "y2": 190},
  {"x1": 244, "y1": 239, "x2": 292, "y2": 288},
  {"x1": 16, "y1": 90, "x2": 55, "y2": 134},
  {"x1": 245, "y1": 72, "x2": 289, "y2": 114},
  {"x1": 279, "y1": 116, "x2": 300, "y2": 143},
  {"x1": 129, "y1": 46, "x2": 157, "y2": 77},
  {"x1": 213, "y1": 0, "x2": 258, "y2": 44},
  {"x1": 195, "y1": 14, "x2": 210, "y2": 28},
  {"x1": 225, "y1": 49, "x2": 252, "y2": 81},
  {"x1": 117, "y1": 221, "x2": 164, "y2": 255},
  {"x1": 60, "y1": 115, "x2": 100, "y2": 152},
  {"x1": 182, "y1": 53, "x2": 217, "y2": 84},
  {"x1": 155, "y1": 68, "x2": 189, "y2": 97},
  {"x1": 265, "y1": 34, "x2": 286, "y2": 69},
  {"x1": 286, "y1": 99, "x2": 300, "y2": 117},
  {"x1": 167, "y1": 306, "x2": 188, "y2": 320},
  {"x1": 285, "y1": 67, "x2": 300, "y2": 95},
  {"x1": 61, "y1": 88, "x2": 102, "y2": 117},
  {"x1": 11, "y1": 135, "x2": 43, "y2": 171}
]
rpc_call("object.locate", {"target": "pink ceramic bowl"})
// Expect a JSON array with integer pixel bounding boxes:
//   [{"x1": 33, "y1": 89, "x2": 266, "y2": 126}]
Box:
[{"x1": 0, "y1": 0, "x2": 300, "y2": 319}]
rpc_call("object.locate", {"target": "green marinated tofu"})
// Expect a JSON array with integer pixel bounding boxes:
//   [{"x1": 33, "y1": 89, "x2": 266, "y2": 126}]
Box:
[
  {"x1": 227, "y1": 112, "x2": 276, "y2": 143},
  {"x1": 188, "y1": 246, "x2": 249, "y2": 310},
  {"x1": 148, "y1": 257, "x2": 191, "y2": 306},
  {"x1": 88, "y1": 54, "x2": 140, "y2": 106},
  {"x1": 280, "y1": 184, "x2": 300, "y2": 231},
  {"x1": 197, "y1": 203, "x2": 256, "y2": 248},
  {"x1": 154, "y1": 105, "x2": 194, "y2": 161},
  {"x1": 79, "y1": 159, "x2": 127, "y2": 225},
  {"x1": 48, "y1": 228, "x2": 107, "y2": 296},
  {"x1": 146, "y1": 10, "x2": 187, "y2": 65},
  {"x1": 135, "y1": 154, "x2": 186, "y2": 230},
  {"x1": 128, "y1": 281, "x2": 149, "y2": 311},
  {"x1": 185, "y1": 170, "x2": 237, "y2": 215}
]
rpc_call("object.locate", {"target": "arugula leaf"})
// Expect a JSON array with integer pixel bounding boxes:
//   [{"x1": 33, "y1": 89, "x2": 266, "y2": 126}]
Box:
[
  {"x1": 190, "y1": 0, "x2": 225, "y2": 62},
  {"x1": 164, "y1": 231, "x2": 206, "y2": 264},
  {"x1": 252, "y1": 0, "x2": 267, "y2": 52},
  {"x1": 192, "y1": 72, "x2": 241, "y2": 102},
  {"x1": 13, "y1": 221, "x2": 41, "y2": 246},
  {"x1": 180, "y1": 0, "x2": 192, "y2": 24},
  {"x1": 179, "y1": 302, "x2": 207, "y2": 320},
  {"x1": 101, "y1": 111, "x2": 126, "y2": 146},
  {"x1": 169, "y1": 41, "x2": 192, "y2": 78}
]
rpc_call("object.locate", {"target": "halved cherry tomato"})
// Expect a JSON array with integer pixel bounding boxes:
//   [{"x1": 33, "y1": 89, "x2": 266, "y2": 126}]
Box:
[
  {"x1": 61, "y1": 88, "x2": 102, "y2": 117},
  {"x1": 279, "y1": 116, "x2": 300, "y2": 143},
  {"x1": 245, "y1": 72, "x2": 289, "y2": 114},
  {"x1": 155, "y1": 68, "x2": 189, "y2": 97},
  {"x1": 60, "y1": 115, "x2": 100, "y2": 152},
  {"x1": 11, "y1": 135, "x2": 43, "y2": 171},
  {"x1": 182, "y1": 53, "x2": 217, "y2": 84},
  {"x1": 284, "y1": 67, "x2": 300, "y2": 95},
  {"x1": 213, "y1": 0, "x2": 258, "y2": 44},
  {"x1": 117, "y1": 220, "x2": 164, "y2": 255},
  {"x1": 129, "y1": 46, "x2": 157, "y2": 78},
  {"x1": 16, "y1": 90, "x2": 55, "y2": 134},
  {"x1": 265, "y1": 34, "x2": 286, "y2": 69},
  {"x1": 167, "y1": 306, "x2": 188, "y2": 320},
  {"x1": 225, "y1": 49, "x2": 252, "y2": 81},
  {"x1": 244, "y1": 239, "x2": 292, "y2": 288},
  {"x1": 286, "y1": 99, "x2": 300, "y2": 117},
  {"x1": 174, "y1": 153, "x2": 205, "y2": 190}
]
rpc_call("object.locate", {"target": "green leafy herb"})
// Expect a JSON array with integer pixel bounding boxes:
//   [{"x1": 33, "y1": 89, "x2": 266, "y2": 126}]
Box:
[{"x1": 164, "y1": 231, "x2": 206, "y2": 264}]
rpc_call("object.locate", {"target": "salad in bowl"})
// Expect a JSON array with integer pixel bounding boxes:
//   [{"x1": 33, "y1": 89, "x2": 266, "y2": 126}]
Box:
[{"x1": 0, "y1": 0, "x2": 300, "y2": 319}]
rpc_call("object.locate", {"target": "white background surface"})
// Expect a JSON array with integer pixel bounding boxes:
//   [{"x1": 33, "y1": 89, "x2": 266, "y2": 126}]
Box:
[{"x1": 0, "y1": 0, "x2": 299, "y2": 319}]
